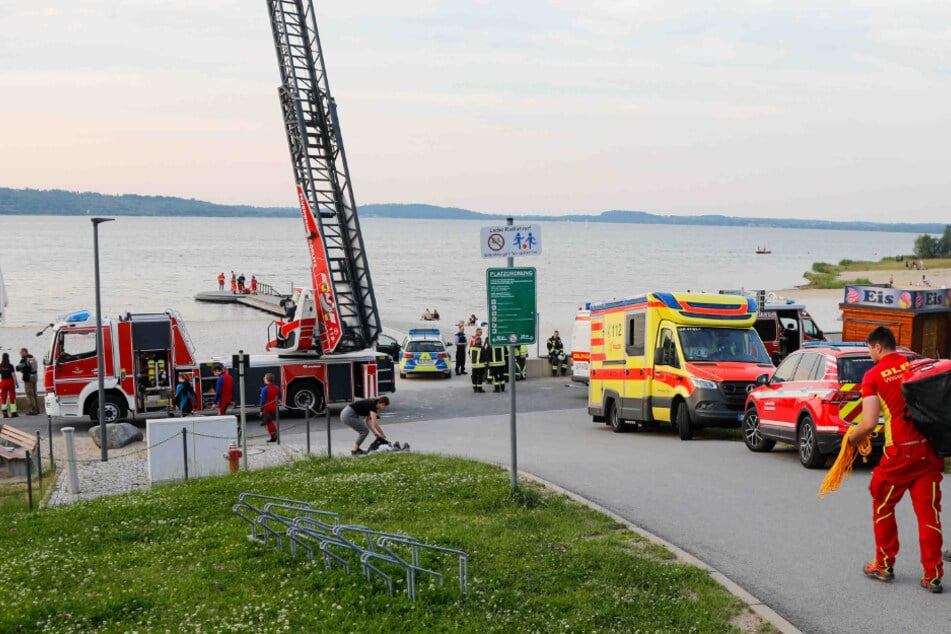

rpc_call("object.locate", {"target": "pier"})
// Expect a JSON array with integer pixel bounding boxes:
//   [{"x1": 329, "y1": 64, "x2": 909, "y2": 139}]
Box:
[{"x1": 194, "y1": 289, "x2": 288, "y2": 317}]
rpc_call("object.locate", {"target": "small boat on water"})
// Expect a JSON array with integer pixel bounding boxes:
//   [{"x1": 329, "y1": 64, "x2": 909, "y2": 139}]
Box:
[{"x1": 755, "y1": 246, "x2": 772, "y2": 254}]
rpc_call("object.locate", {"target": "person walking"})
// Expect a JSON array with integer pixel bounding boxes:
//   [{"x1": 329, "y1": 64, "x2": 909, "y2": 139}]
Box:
[
  {"x1": 340, "y1": 396, "x2": 391, "y2": 455},
  {"x1": 16, "y1": 348, "x2": 39, "y2": 415},
  {"x1": 547, "y1": 330, "x2": 568, "y2": 376},
  {"x1": 217, "y1": 272, "x2": 226, "y2": 291},
  {"x1": 453, "y1": 324, "x2": 468, "y2": 376},
  {"x1": 173, "y1": 373, "x2": 198, "y2": 417},
  {"x1": 212, "y1": 363, "x2": 234, "y2": 416},
  {"x1": 849, "y1": 326, "x2": 944, "y2": 593},
  {"x1": 488, "y1": 343, "x2": 509, "y2": 393},
  {"x1": 0, "y1": 352, "x2": 18, "y2": 418},
  {"x1": 259, "y1": 373, "x2": 282, "y2": 443},
  {"x1": 469, "y1": 336, "x2": 486, "y2": 392}
]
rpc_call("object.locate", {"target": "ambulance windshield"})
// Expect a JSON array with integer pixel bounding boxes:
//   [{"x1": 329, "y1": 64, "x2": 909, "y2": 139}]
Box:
[{"x1": 679, "y1": 327, "x2": 770, "y2": 363}]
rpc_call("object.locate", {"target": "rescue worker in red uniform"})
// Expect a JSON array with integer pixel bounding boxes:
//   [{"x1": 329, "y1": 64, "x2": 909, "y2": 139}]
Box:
[
  {"x1": 850, "y1": 326, "x2": 944, "y2": 593},
  {"x1": 217, "y1": 272, "x2": 225, "y2": 291},
  {"x1": 213, "y1": 363, "x2": 234, "y2": 416},
  {"x1": 259, "y1": 372, "x2": 282, "y2": 443}
]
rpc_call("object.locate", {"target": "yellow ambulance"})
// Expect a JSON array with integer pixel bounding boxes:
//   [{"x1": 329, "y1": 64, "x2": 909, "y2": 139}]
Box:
[{"x1": 587, "y1": 292, "x2": 774, "y2": 439}]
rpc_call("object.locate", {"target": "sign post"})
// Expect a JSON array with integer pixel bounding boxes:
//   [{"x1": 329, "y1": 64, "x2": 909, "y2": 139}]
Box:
[{"x1": 484, "y1": 217, "x2": 539, "y2": 490}]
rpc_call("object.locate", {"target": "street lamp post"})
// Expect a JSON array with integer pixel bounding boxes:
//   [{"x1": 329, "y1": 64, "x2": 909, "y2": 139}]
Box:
[{"x1": 92, "y1": 217, "x2": 115, "y2": 462}]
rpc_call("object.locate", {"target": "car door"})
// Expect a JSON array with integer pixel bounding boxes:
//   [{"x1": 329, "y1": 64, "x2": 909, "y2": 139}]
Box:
[{"x1": 756, "y1": 352, "x2": 802, "y2": 442}]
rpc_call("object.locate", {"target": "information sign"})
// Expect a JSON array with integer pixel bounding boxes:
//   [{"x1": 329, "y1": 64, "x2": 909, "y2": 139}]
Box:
[
  {"x1": 486, "y1": 268, "x2": 537, "y2": 345},
  {"x1": 480, "y1": 224, "x2": 541, "y2": 258}
]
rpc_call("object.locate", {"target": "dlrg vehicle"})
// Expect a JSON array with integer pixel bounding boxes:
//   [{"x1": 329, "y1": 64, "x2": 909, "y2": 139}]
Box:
[{"x1": 742, "y1": 342, "x2": 918, "y2": 468}]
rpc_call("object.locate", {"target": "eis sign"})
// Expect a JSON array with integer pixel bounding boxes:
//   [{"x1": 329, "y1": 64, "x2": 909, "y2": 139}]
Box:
[{"x1": 844, "y1": 285, "x2": 951, "y2": 311}]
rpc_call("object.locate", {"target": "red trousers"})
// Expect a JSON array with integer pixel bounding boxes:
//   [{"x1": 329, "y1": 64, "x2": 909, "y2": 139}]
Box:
[
  {"x1": 0, "y1": 378, "x2": 15, "y2": 406},
  {"x1": 869, "y1": 442, "x2": 944, "y2": 580}
]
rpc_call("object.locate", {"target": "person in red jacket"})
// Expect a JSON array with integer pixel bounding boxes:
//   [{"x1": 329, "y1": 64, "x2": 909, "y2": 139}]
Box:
[
  {"x1": 217, "y1": 272, "x2": 225, "y2": 291},
  {"x1": 213, "y1": 363, "x2": 233, "y2": 416},
  {"x1": 259, "y1": 372, "x2": 282, "y2": 443},
  {"x1": 850, "y1": 326, "x2": 944, "y2": 593}
]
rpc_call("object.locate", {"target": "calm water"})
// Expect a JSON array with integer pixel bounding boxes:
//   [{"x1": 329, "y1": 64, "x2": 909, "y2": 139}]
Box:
[{"x1": 0, "y1": 215, "x2": 917, "y2": 361}]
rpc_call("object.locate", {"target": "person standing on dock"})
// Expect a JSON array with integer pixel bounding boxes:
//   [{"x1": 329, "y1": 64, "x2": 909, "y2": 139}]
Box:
[
  {"x1": 250, "y1": 275, "x2": 258, "y2": 294},
  {"x1": 237, "y1": 273, "x2": 246, "y2": 293},
  {"x1": 230, "y1": 271, "x2": 237, "y2": 294},
  {"x1": 217, "y1": 272, "x2": 225, "y2": 291},
  {"x1": 212, "y1": 363, "x2": 234, "y2": 416}
]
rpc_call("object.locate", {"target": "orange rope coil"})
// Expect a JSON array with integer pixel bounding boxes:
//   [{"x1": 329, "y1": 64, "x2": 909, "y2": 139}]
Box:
[{"x1": 818, "y1": 426, "x2": 873, "y2": 499}]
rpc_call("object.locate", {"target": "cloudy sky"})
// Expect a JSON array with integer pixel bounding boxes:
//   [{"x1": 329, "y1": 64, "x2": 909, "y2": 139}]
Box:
[{"x1": 2, "y1": 1, "x2": 949, "y2": 221}]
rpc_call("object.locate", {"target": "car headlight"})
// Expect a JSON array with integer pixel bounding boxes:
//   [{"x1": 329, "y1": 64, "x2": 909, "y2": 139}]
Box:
[{"x1": 691, "y1": 378, "x2": 718, "y2": 390}]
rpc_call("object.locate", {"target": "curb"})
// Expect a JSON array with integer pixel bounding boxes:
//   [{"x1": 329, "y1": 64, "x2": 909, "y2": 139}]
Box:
[{"x1": 519, "y1": 472, "x2": 803, "y2": 634}]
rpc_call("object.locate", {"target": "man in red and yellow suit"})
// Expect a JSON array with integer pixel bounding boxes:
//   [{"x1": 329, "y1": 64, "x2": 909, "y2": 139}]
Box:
[{"x1": 850, "y1": 326, "x2": 944, "y2": 593}]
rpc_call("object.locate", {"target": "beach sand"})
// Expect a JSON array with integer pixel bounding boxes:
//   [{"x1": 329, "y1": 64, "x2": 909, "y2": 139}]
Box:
[{"x1": 770, "y1": 267, "x2": 951, "y2": 334}]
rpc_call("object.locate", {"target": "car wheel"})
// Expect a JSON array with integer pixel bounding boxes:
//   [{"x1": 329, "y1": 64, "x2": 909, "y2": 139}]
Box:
[
  {"x1": 743, "y1": 407, "x2": 775, "y2": 452},
  {"x1": 90, "y1": 394, "x2": 127, "y2": 424},
  {"x1": 607, "y1": 401, "x2": 629, "y2": 433},
  {"x1": 798, "y1": 414, "x2": 825, "y2": 469},
  {"x1": 675, "y1": 402, "x2": 693, "y2": 440},
  {"x1": 288, "y1": 383, "x2": 324, "y2": 415}
]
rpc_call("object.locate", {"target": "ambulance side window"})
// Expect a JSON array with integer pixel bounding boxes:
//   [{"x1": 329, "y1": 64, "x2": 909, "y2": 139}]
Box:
[
  {"x1": 625, "y1": 313, "x2": 646, "y2": 356},
  {"x1": 657, "y1": 328, "x2": 680, "y2": 368}
]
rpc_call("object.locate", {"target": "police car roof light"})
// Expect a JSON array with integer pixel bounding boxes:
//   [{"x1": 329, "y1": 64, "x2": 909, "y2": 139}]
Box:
[{"x1": 409, "y1": 328, "x2": 440, "y2": 336}]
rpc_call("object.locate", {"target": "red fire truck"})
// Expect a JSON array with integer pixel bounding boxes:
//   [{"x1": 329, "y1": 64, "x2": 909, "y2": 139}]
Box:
[{"x1": 43, "y1": 310, "x2": 391, "y2": 424}]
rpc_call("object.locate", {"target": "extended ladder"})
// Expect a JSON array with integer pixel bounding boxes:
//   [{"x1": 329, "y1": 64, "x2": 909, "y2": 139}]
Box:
[{"x1": 267, "y1": 0, "x2": 381, "y2": 355}]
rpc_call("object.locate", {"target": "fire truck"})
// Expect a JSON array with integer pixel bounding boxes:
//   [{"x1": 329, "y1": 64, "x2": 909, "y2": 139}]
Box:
[{"x1": 43, "y1": 1, "x2": 392, "y2": 423}]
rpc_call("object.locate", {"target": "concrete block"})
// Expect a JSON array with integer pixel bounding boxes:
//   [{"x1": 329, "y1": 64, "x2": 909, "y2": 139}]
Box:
[{"x1": 147, "y1": 416, "x2": 238, "y2": 483}]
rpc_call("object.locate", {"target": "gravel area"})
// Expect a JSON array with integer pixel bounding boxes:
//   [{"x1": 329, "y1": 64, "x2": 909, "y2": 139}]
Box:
[{"x1": 43, "y1": 435, "x2": 302, "y2": 507}]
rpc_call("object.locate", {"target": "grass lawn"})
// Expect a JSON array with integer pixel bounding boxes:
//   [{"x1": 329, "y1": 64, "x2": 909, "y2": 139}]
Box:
[
  {"x1": 802, "y1": 256, "x2": 951, "y2": 288},
  {"x1": 0, "y1": 454, "x2": 766, "y2": 633}
]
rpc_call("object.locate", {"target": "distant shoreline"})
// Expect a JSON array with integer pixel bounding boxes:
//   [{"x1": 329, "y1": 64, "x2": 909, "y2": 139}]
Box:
[{"x1": 1, "y1": 187, "x2": 946, "y2": 234}]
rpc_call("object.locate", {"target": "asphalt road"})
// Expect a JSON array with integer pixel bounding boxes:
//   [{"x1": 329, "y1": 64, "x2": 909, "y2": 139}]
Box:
[{"x1": 12, "y1": 375, "x2": 951, "y2": 632}]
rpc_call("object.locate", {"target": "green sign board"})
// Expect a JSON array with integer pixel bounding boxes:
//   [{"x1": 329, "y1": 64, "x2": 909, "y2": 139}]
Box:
[{"x1": 486, "y1": 267, "x2": 537, "y2": 345}]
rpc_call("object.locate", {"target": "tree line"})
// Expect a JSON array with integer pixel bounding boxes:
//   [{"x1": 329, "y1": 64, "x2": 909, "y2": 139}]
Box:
[{"x1": 914, "y1": 225, "x2": 951, "y2": 258}]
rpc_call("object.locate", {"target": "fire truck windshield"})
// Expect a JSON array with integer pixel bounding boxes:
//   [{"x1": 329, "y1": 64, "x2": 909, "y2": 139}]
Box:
[{"x1": 679, "y1": 327, "x2": 770, "y2": 364}]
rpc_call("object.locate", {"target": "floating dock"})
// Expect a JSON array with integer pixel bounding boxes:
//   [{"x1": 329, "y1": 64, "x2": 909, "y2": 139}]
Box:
[{"x1": 194, "y1": 291, "x2": 287, "y2": 317}]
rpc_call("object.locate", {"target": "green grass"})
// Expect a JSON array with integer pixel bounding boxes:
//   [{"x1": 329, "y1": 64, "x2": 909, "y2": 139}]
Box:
[
  {"x1": 0, "y1": 466, "x2": 56, "y2": 513},
  {"x1": 0, "y1": 454, "x2": 759, "y2": 633},
  {"x1": 803, "y1": 256, "x2": 951, "y2": 288}
]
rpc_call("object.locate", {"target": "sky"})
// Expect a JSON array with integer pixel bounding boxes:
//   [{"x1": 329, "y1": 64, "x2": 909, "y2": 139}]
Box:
[{"x1": 1, "y1": 1, "x2": 950, "y2": 222}]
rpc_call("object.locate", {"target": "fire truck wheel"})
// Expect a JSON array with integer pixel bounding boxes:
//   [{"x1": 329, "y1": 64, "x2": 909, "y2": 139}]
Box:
[
  {"x1": 288, "y1": 383, "x2": 324, "y2": 415},
  {"x1": 89, "y1": 394, "x2": 127, "y2": 424},
  {"x1": 798, "y1": 415, "x2": 825, "y2": 469},
  {"x1": 675, "y1": 403, "x2": 694, "y2": 440},
  {"x1": 607, "y1": 401, "x2": 629, "y2": 433},
  {"x1": 742, "y1": 407, "x2": 775, "y2": 452}
]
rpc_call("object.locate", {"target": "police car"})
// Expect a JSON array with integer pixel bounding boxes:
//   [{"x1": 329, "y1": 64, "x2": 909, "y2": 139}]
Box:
[{"x1": 399, "y1": 328, "x2": 452, "y2": 379}]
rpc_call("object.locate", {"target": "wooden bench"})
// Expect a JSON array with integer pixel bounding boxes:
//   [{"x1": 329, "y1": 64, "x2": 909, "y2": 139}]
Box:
[{"x1": 0, "y1": 423, "x2": 38, "y2": 452}]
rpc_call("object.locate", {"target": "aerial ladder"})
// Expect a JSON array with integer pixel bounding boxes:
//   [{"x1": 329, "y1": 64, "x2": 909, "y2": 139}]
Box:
[{"x1": 264, "y1": 0, "x2": 381, "y2": 356}]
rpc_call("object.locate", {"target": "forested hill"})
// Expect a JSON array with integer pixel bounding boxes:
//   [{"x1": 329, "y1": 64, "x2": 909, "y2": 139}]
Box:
[{"x1": 0, "y1": 187, "x2": 944, "y2": 234}]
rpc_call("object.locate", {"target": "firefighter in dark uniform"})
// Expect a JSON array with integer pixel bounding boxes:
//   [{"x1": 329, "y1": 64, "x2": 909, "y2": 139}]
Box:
[
  {"x1": 489, "y1": 343, "x2": 509, "y2": 392},
  {"x1": 514, "y1": 344, "x2": 528, "y2": 381},
  {"x1": 454, "y1": 325, "x2": 468, "y2": 375},
  {"x1": 469, "y1": 337, "x2": 486, "y2": 392},
  {"x1": 547, "y1": 330, "x2": 568, "y2": 376}
]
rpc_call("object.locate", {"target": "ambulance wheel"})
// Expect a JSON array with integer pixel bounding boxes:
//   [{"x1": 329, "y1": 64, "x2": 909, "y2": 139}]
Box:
[
  {"x1": 798, "y1": 415, "x2": 826, "y2": 469},
  {"x1": 288, "y1": 383, "x2": 324, "y2": 415},
  {"x1": 607, "y1": 401, "x2": 629, "y2": 433},
  {"x1": 742, "y1": 407, "x2": 775, "y2": 452},
  {"x1": 89, "y1": 394, "x2": 127, "y2": 424},
  {"x1": 675, "y1": 403, "x2": 693, "y2": 440}
]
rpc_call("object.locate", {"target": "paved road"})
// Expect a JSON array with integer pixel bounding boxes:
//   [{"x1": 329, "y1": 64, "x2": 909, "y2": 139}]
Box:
[{"x1": 12, "y1": 377, "x2": 950, "y2": 632}]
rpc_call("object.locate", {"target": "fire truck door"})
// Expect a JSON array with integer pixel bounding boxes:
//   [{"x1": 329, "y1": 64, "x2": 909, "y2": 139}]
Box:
[{"x1": 52, "y1": 327, "x2": 108, "y2": 399}]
